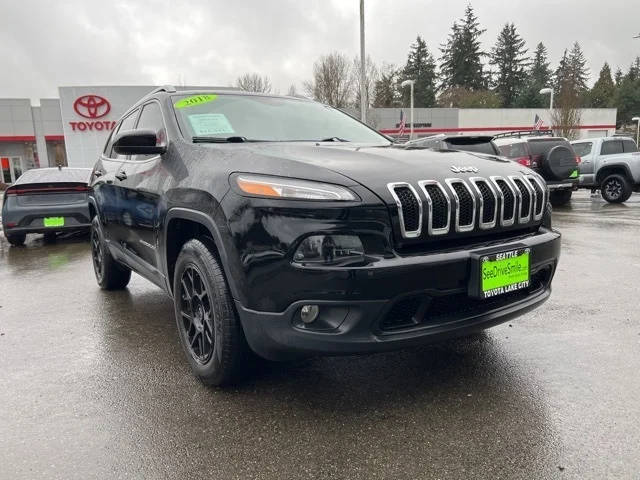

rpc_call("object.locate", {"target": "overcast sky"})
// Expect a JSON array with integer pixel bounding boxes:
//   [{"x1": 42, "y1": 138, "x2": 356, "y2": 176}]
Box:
[{"x1": 3, "y1": 0, "x2": 639, "y2": 102}]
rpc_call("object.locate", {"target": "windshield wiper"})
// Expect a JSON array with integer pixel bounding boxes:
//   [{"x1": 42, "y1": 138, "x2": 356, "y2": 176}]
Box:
[
  {"x1": 319, "y1": 137, "x2": 350, "y2": 142},
  {"x1": 193, "y1": 136, "x2": 250, "y2": 143}
]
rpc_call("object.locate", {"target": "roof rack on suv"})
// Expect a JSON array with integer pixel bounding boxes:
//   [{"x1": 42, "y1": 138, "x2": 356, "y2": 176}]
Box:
[
  {"x1": 492, "y1": 129, "x2": 554, "y2": 139},
  {"x1": 148, "y1": 85, "x2": 178, "y2": 95}
]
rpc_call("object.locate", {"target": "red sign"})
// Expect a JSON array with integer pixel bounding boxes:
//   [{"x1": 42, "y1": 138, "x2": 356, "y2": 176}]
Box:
[{"x1": 73, "y1": 95, "x2": 110, "y2": 119}]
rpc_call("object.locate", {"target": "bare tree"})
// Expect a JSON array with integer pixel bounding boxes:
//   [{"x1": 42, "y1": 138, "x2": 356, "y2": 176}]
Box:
[
  {"x1": 304, "y1": 52, "x2": 355, "y2": 108},
  {"x1": 352, "y1": 55, "x2": 379, "y2": 110},
  {"x1": 236, "y1": 73, "x2": 273, "y2": 93},
  {"x1": 287, "y1": 84, "x2": 298, "y2": 96},
  {"x1": 550, "y1": 82, "x2": 582, "y2": 140}
]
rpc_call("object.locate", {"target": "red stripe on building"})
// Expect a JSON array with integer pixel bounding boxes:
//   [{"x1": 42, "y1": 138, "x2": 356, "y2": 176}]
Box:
[
  {"x1": 379, "y1": 125, "x2": 617, "y2": 134},
  {"x1": 44, "y1": 135, "x2": 65, "y2": 141},
  {"x1": 0, "y1": 135, "x2": 36, "y2": 142}
]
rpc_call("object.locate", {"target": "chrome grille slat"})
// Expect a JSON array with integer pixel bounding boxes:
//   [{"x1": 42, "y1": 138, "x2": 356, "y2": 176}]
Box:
[
  {"x1": 418, "y1": 180, "x2": 450, "y2": 235},
  {"x1": 525, "y1": 174, "x2": 546, "y2": 221},
  {"x1": 387, "y1": 182, "x2": 422, "y2": 238},
  {"x1": 490, "y1": 176, "x2": 516, "y2": 227},
  {"x1": 445, "y1": 179, "x2": 476, "y2": 233},
  {"x1": 509, "y1": 175, "x2": 534, "y2": 223},
  {"x1": 469, "y1": 177, "x2": 497, "y2": 229}
]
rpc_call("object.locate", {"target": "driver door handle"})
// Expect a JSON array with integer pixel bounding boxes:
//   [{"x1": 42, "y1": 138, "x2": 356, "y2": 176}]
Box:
[{"x1": 115, "y1": 171, "x2": 128, "y2": 181}]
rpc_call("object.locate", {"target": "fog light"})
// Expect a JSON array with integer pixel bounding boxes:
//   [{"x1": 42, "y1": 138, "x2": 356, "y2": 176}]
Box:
[
  {"x1": 294, "y1": 235, "x2": 364, "y2": 265},
  {"x1": 300, "y1": 305, "x2": 320, "y2": 324}
]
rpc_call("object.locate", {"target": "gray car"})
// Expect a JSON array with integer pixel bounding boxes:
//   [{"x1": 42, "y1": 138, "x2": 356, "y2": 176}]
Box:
[{"x1": 1, "y1": 167, "x2": 92, "y2": 246}]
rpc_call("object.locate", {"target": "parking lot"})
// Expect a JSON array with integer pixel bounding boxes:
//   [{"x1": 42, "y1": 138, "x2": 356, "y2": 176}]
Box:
[{"x1": 1, "y1": 190, "x2": 639, "y2": 479}]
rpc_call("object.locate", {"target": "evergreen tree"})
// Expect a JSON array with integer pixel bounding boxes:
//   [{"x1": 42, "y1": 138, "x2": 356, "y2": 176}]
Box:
[
  {"x1": 489, "y1": 23, "x2": 528, "y2": 107},
  {"x1": 439, "y1": 4, "x2": 486, "y2": 91},
  {"x1": 373, "y1": 64, "x2": 399, "y2": 107},
  {"x1": 568, "y1": 42, "x2": 589, "y2": 93},
  {"x1": 589, "y1": 63, "x2": 615, "y2": 108},
  {"x1": 614, "y1": 68, "x2": 624, "y2": 85},
  {"x1": 554, "y1": 43, "x2": 589, "y2": 106},
  {"x1": 614, "y1": 59, "x2": 640, "y2": 126},
  {"x1": 398, "y1": 36, "x2": 437, "y2": 107},
  {"x1": 515, "y1": 42, "x2": 552, "y2": 107}
]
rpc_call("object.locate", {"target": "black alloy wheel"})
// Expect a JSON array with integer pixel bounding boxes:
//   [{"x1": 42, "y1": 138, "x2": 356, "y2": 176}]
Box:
[
  {"x1": 600, "y1": 174, "x2": 632, "y2": 204},
  {"x1": 91, "y1": 227, "x2": 104, "y2": 282},
  {"x1": 178, "y1": 265, "x2": 215, "y2": 364}
]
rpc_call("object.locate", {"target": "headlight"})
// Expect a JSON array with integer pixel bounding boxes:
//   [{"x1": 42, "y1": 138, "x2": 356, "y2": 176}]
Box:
[
  {"x1": 236, "y1": 174, "x2": 358, "y2": 201},
  {"x1": 294, "y1": 235, "x2": 364, "y2": 265}
]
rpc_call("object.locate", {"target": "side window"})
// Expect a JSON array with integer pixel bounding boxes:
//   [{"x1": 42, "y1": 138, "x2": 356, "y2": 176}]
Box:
[
  {"x1": 132, "y1": 102, "x2": 166, "y2": 160},
  {"x1": 601, "y1": 140, "x2": 623, "y2": 156},
  {"x1": 622, "y1": 139, "x2": 638, "y2": 153},
  {"x1": 109, "y1": 110, "x2": 139, "y2": 159}
]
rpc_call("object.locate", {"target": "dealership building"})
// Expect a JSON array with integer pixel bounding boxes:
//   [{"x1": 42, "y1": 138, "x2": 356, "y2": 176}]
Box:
[{"x1": 0, "y1": 85, "x2": 618, "y2": 184}]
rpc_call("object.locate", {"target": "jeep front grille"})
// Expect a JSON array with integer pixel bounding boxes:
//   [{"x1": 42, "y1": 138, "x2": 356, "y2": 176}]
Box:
[{"x1": 390, "y1": 174, "x2": 546, "y2": 239}]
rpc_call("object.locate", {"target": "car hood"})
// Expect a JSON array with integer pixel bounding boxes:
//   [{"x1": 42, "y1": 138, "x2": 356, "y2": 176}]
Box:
[{"x1": 232, "y1": 142, "x2": 533, "y2": 201}]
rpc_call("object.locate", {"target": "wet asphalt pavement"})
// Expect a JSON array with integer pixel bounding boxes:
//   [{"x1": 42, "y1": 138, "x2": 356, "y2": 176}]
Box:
[{"x1": 1, "y1": 190, "x2": 639, "y2": 479}]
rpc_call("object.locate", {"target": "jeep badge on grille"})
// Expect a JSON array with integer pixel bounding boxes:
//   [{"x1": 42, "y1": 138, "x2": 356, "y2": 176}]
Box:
[{"x1": 450, "y1": 166, "x2": 479, "y2": 173}]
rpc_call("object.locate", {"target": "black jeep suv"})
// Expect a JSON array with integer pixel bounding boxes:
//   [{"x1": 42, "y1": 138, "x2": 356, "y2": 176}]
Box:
[{"x1": 89, "y1": 87, "x2": 561, "y2": 385}]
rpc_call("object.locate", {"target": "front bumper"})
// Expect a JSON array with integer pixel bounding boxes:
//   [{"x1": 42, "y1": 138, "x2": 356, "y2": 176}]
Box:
[{"x1": 236, "y1": 228, "x2": 561, "y2": 360}]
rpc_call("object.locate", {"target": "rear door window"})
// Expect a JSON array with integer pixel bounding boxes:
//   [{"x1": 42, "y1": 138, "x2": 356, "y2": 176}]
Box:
[
  {"x1": 622, "y1": 139, "x2": 638, "y2": 153},
  {"x1": 572, "y1": 142, "x2": 592, "y2": 156},
  {"x1": 601, "y1": 140, "x2": 623, "y2": 155}
]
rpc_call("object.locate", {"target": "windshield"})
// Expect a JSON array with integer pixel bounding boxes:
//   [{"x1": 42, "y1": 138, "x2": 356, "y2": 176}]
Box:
[{"x1": 172, "y1": 93, "x2": 390, "y2": 144}]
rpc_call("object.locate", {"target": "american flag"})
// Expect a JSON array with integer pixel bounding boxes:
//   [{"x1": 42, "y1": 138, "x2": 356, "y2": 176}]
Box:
[
  {"x1": 533, "y1": 114, "x2": 544, "y2": 130},
  {"x1": 398, "y1": 110, "x2": 406, "y2": 138}
]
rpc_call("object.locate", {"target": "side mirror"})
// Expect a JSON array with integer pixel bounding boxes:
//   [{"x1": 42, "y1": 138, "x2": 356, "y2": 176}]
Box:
[{"x1": 112, "y1": 129, "x2": 167, "y2": 155}]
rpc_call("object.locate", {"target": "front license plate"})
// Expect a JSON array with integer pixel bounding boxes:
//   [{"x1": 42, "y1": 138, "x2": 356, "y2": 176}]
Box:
[
  {"x1": 43, "y1": 217, "x2": 64, "y2": 227},
  {"x1": 480, "y1": 248, "x2": 530, "y2": 299}
]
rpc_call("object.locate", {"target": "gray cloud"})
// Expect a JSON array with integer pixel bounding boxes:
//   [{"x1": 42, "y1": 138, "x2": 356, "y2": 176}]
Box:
[{"x1": 2, "y1": 0, "x2": 639, "y2": 102}]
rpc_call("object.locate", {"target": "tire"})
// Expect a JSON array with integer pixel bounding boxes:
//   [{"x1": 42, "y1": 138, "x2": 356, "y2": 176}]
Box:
[
  {"x1": 43, "y1": 232, "x2": 57, "y2": 243},
  {"x1": 550, "y1": 189, "x2": 572, "y2": 206},
  {"x1": 173, "y1": 238, "x2": 250, "y2": 386},
  {"x1": 600, "y1": 174, "x2": 632, "y2": 204},
  {"x1": 541, "y1": 145, "x2": 579, "y2": 181},
  {"x1": 6, "y1": 233, "x2": 26, "y2": 246},
  {"x1": 90, "y1": 216, "x2": 131, "y2": 290}
]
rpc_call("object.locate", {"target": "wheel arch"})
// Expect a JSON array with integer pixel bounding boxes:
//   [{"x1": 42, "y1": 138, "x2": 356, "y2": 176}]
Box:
[
  {"x1": 163, "y1": 208, "x2": 240, "y2": 301},
  {"x1": 596, "y1": 164, "x2": 632, "y2": 185}
]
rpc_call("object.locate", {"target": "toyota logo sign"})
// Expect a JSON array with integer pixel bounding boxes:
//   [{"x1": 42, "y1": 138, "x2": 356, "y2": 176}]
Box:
[{"x1": 73, "y1": 95, "x2": 111, "y2": 119}]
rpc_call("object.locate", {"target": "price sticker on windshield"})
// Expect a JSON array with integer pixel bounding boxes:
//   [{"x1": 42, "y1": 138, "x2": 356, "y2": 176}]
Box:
[{"x1": 188, "y1": 113, "x2": 235, "y2": 136}]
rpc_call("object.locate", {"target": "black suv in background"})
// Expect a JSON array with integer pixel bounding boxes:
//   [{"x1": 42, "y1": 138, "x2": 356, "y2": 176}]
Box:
[
  {"x1": 493, "y1": 131, "x2": 580, "y2": 206},
  {"x1": 89, "y1": 87, "x2": 561, "y2": 385}
]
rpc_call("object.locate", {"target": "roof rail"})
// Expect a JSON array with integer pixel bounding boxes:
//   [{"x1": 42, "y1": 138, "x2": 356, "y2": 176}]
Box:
[
  {"x1": 147, "y1": 85, "x2": 178, "y2": 95},
  {"x1": 492, "y1": 129, "x2": 554, "y2": 139}
]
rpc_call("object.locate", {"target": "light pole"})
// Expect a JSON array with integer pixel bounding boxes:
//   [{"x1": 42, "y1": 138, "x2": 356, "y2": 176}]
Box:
[
  {"x1": 401, "y1": 79, "x2": 415, "y2": 140},
  {"x1": 359, "y1": 0, "x2": 366, "y2": 124},
  {"x1": 632, "y1": 117, "x2": 640, "y2": 146},
  {"x1": 539, "y1": 87, "x2": 553, "y2": 110}
]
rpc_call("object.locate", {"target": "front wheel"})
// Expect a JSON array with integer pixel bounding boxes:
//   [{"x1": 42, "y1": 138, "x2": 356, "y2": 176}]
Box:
[
  {"x1": 6, "y1": 233, "x2": 26, "y2": 246},
  {"x1": 173, "y1": 238, "x2": 250, "y2": 386},
  {"x1": 549, "y1": 189, "x2": 572, "y2": 206},
  {"x1": 600, "y1": 174, "x2": 632, "y2": 203},
  {"x1": 90, "y1": 216, "x2": 131, "y2": 290}
]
